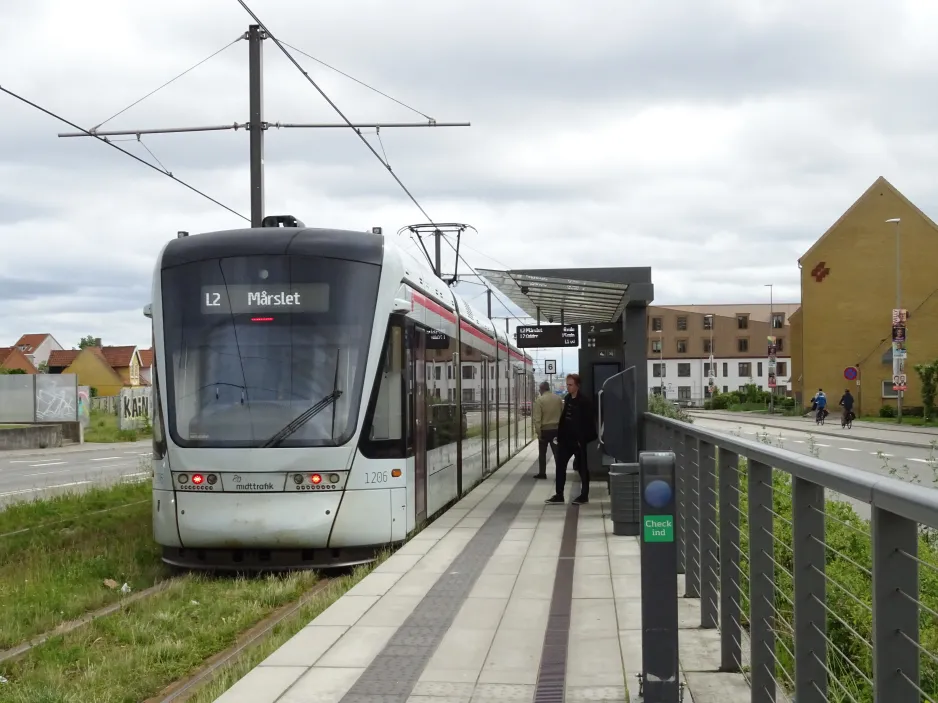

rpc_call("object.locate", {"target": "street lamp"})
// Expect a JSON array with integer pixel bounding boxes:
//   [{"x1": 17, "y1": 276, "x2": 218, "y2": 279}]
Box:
[
  {"x1": 704, "y1": 314, "x2": 714, "y2": 402},
  {"x1": 765, "y1": 284, "x2": 774, "y2": 414},
  {"x1": 886, "y1": 217, "x2": 902, "y2": 423},
  {"x1": 658, "y1": 329, "x2": 664, "y2": 397}
]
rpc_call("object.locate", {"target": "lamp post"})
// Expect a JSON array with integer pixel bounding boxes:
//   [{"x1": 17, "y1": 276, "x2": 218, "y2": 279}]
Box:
[
  {"x1": 704, "y1": 314, "x2": 714, "y2": 401},
  {"x1": 658, "y1": 329, "x2": 665, "y2": 397},
  {"x1": 886, "y1": 217, "x2": 903, "y2": 423},
  {"x1": 765, "y1": 284, "x2": 775, "y2": 415}
]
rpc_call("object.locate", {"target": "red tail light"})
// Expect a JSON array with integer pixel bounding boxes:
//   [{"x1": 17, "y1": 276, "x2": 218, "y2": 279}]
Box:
[
  {"x1": 192, "y1": 473, "x2": 204, "y2": 485},
  {"x1": 310, "y1": 473, "x2": 322, "y2": 485},
  {"x1": 251, "y1": 317, "x2": 274, "y2": 323}
]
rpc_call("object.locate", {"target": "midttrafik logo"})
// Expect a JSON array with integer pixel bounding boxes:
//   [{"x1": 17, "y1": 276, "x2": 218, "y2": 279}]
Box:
[{"x1": 235, "y1": 482, "x2": 274, "y2": 491}]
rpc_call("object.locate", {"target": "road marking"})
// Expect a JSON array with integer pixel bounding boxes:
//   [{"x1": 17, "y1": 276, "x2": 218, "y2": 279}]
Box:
[
  {"x1": 28, "y1": 461, "x2": 66, "y2": 467},
  {"x1": 25, "y1": 471, "x2": 63, "y2": 477},
  {"x1": 839, "y1": 447, "x2": 862, "y2": 452},
  {"x1": 907, "y1": 458, "x2": 930, "y2": 464},
  {"x1": 90, "y1": 456, "x2": 121, "y2": 462},
  {"x1": 792, "y1": 440, "x2": 805, "y2": 444},
  {"x1": 815, "y1": 443, "x2": 831, "y2": 447},
  {"x1": 871, "y1": 452, "x2": 893, "y2": 457},
  {"x1": 0, "y1": 481, "x2": 91, "y2": 498}
]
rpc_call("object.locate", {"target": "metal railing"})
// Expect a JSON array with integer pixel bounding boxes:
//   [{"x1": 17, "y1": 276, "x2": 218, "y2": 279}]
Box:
[{"x1": 645, "y1": 412, "x2": 938, "y2": 703}]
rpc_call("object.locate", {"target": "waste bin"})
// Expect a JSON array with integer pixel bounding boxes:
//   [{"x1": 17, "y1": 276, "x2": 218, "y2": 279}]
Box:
[{"x1": 609, "y1": 462, "x2": 640, "y2": 536}]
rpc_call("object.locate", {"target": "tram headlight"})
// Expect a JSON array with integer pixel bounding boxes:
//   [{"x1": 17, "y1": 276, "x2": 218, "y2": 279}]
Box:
[
  {"x1": 177, "y1": 474, "x2": 189, "y2": 484},
  {"x1": 206, "y1": 474, "x2": 218, "y2": 485},
  {"x1": 293, "y1": 474, "x2": 304, "y2": 485},
  {"x1": 310, "y1": 473, "x2": 323, "y2": 485},
  {"x1": 328, "y1": 473, "x2": 340, "y2": 484}
]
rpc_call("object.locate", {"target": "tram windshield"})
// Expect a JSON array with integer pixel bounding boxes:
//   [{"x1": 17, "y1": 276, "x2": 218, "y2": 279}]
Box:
[{"x1": 161, "y1": 254, "x2": 380, "y2": 448}]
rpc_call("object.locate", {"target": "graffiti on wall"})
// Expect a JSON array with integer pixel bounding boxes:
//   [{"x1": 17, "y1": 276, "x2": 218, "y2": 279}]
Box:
[
  {"x1": 119, "y1": 387, "x2": 153, "y2": 430},
  {"x1": 35, "y1": 376, "x2": 78, "y2": 422}
]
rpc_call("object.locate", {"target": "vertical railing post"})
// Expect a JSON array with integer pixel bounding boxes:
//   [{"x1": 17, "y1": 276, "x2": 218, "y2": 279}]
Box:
[
  {"x1": 872, "y1": 507, "x2": 920, "y2": 702},
  {"x1": 748, "y1": 460, "x2": 776, "y2": 701},
  {"x1": 793, "y1": 477, "x2": 827, "y2": 702},
  {"x1": 684, "y1": 434, "x2": 701, "y2": 598},
  {"x1": 719, "y1": 449, "x2": 741, "y2": 672},
  {"x1": 675, "y1": 428, "x2": 686, "y2": 576},
  {"x1": 699, "y1": 440, "x2": 718, "y2": 627}
]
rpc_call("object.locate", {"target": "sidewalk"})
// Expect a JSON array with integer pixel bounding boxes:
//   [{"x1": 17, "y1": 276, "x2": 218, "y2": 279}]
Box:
[{"x1": 690, "y1": 410, "x2": 938, "y2": 449}]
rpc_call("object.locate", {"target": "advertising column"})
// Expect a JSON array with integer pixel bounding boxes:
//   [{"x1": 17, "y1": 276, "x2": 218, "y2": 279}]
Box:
[{"x1": 892, "y1": 308, "x2": 908, "y2": 421}]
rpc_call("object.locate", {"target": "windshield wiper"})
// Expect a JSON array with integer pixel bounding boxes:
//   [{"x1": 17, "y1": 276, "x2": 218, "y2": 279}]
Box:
[{"x1": 262, "y1": 389, "x2": 343, "y2": 448}]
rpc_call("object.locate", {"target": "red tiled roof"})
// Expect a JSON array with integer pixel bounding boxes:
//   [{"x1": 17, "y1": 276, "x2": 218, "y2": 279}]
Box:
[
  {"x1": 139, "y1": 348, "x2": 154, "y2": 367},
  {"x1": 13, "y1": 333, "x2": 51, "y2": 353},
  {"x1": 0, "y1": 347, "x2": 13, "y2": 365},
  {"x1": 48, "y1": 349, "x2": 81, "y2": 368},
  {"x1": 100, "y1": 346, "x2": 137, "y2": 368}
]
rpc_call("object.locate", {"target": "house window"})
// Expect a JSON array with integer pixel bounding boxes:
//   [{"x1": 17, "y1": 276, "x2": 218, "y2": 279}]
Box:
[
  {"x1": 722, "y1": 363, "x2": 728, "y2": 376},
  {"x1": 678, "y1": 363, "x2": 691, "y2": 377},
  {"x1": 462, "y1": 366, "x2": 475, "y2": 380},
  {"x1": 435, "y1": 366, "x2": 442, "y2": 380},
  {"x1": 653, "y1": 363, "x2": 666, "y2": 378},
  {"x1": 652, "y1": 339, "x2": 662, "y2": 353},
  {"x1": 703, "y1": 338, "x2": 713, "y2": 354},
  {"x1": 677, "y1": 317, "x2": 687, "y2": 331},
  {"x1": 723, "y1": 385, "x2": 729, "y2": 393},
  {"x1": 777, "y1": 361, "x2": 788, "y2": 376},
  {"x1": 776, "y1": 337, "x2": 784, "y2": 352},
  {"x1": 737, "y1": 314, "x2": 749, "y2": 330},
  {"x1": 757, "y1": 362, "x2": 763, "y2": 376},
  {"x1": 652, "y1": 317, "x2": 663, "y2": 331},
  {"x1": 703, "y1": 315, "x2": 713, "y2": 331},
  {"x1": 462, "y1": 388, "x2": 475, "y2": 402},
  {"x1": 677, "y1": 339, "x2": 688, "y2": 354},
  {"x1": 882, "y1": 381, "x2": 899, "y2": 399},
  {"x1": 739, "y1": 362, "x2": 752, "y2": 376},
  {"x1": 678, "y1": 386, "x2": 692, "y2": 400},
  {"x1": 772, "y1": 313, "x2": 785, "y2": 329},
  {"x1": 738, "y1": 338, "x2": 749, "y2": 353},
  {"x1": 704, "y1": 362, "x2": 716, "y2": 377}
]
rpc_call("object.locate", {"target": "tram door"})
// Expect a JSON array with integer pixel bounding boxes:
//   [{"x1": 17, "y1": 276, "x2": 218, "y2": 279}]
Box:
[{"x1": 410, "y1": 323, "x2": 428, "y2": 524}]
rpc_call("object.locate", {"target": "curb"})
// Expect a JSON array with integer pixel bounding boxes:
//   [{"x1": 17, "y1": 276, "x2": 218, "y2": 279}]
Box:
[{"x1": 689, "y1": 412, "x2": 937, "y2": 451}]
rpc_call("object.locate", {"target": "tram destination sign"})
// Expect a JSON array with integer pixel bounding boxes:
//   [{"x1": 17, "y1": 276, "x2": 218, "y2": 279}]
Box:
[
  {"x1": 201, "y1": 284, "x2": 330, "y2": 314},
  {"x1": 515, "y1": 324, "x2": 579, "y2": 348}
]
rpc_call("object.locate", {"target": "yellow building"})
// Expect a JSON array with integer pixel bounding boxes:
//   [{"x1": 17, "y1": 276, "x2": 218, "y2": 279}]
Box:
[
  {"x1": 47, "y1": 346, "x2": 144, "y2": 397},
  {"x1": 791, "y1": 176, "x2": 938, "y2": 416}
]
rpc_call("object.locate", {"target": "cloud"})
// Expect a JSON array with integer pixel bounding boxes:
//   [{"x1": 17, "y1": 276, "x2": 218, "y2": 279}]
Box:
[{"x1": 3, "y1": 0, "x2": 938, "y2": 353}]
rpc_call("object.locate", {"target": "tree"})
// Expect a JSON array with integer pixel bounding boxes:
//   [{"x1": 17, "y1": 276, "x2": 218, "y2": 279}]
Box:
[
  {"x1": 914, "y1": 360, "x2": 938, "y2": 421},
  {"x1": 0, "y1": 368, "x2": 27, "y2": 375},
  {"x1": 78, "y1": 335, "x2": 99, "y2": 349}
]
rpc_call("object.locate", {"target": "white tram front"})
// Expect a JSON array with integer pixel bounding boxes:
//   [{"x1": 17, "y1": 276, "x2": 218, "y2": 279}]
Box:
[{"x1": 147, "y1": 218, "x2": 535, "y2": 570}]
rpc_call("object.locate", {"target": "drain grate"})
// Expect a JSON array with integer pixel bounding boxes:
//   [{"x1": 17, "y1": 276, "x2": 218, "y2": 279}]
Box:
[{"x1": 533, "y1": 503, "x2": 579, "y2": 703}]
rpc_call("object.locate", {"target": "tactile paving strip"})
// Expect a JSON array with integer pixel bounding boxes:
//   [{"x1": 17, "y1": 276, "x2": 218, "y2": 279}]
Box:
[
  {"x1": 337, "y1": 461, "x2": 539, "y2": 703},
  {"x1": 533, "y1": 504, "x2": 579, "y2": 703}
]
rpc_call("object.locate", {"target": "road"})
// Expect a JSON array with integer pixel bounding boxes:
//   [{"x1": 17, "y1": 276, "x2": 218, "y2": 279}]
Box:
[
  {"x1": 689, "y1": 412, "x2": 938, "y2": 519},
  {"x1": 0, "y1": 441, "x2": 152, "y2": 507}
]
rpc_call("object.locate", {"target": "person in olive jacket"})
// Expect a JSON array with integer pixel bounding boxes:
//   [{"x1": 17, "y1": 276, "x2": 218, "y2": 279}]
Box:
[{"x1": 545, "y1": 373, "x2": 597, "y2": 505}]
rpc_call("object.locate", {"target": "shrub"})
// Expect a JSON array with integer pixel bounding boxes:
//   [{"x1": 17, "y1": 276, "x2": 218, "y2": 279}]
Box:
[
  {"x1": 915, "y1": 360, "x2": 938, "y2": 420},
  {"x1": 879, "y1": 404, "x2": 897, "y2": 418},
  {"x1": 710, "y1": 394, "x2": 731, "y2": 410},
  {"x1": 647, "y1": 393, "x2": 693, "y2": 423}
]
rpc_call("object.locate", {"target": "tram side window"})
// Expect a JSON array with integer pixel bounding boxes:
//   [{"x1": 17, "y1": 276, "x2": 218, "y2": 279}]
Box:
[{"x1": 361, "y1": 325, "x2": 405, "y2": 458}]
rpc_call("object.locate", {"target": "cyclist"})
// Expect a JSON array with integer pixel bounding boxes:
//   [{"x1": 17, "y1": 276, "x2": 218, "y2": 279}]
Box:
[
  {"x1": 811, "y1": 388, "x2": 828, "y2": 423},
  {"x1": 839, "y1": 389, "x2": 855, "y2": 427}
]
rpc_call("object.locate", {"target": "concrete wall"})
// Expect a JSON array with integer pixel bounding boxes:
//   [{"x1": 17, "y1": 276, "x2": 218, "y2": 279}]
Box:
[
  {"x1": 0, "y1": 374, "x2": 79, "y2": 423},
  {"x1": 0, "y1": 424, "x2": 63, "y2": 450},
  {"x1": 797, "y1": 177, "x2": 938, "y2": 415},
  {"x1": 118, "y1": 386, "x2": 153, "y2": 430}
]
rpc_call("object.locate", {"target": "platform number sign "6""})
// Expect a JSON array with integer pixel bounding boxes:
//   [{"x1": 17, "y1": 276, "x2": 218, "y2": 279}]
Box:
[{"x1": 545, "y1": 360, "x2": 557, "y2": 375}]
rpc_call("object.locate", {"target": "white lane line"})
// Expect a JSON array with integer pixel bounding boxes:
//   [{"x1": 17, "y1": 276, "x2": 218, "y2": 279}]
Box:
[
  {"x1": 90, "y1": 456, "x2": 121, "y2": 462},
  {"x1": 815, "y1": 443, "x2": 831, "y2": 447},
  {"x1": 0, "y1": 481, "x2": 91, "y2": 498},
  {"x1": 871, "y1": 452, "x2": 893, "y2": 457},
  {"x1": 24, "y1": 471, "x2": 62, "y2": 477},
  {"x1": 839, "y1": 447, "x2": 862, "y2": 452},
  {"x1": 792, "y1": 440, "x2": 805, "y2": 444},
  {"x1": 28, "y1": 461, "x2": 66, "y2": 467},
  {"x1": 907, "y1": 458, "x2": 930, "y2": 464}
]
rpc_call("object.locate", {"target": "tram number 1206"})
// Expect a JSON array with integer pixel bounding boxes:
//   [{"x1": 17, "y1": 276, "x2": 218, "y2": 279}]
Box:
[{"x1": 365, "y1": 471, "x2": 389, "y2": 484}]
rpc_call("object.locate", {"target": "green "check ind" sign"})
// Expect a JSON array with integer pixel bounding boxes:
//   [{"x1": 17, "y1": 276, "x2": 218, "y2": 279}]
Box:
[{"x1": 643, "y1": 515, "x2": 674, "y2": 543}]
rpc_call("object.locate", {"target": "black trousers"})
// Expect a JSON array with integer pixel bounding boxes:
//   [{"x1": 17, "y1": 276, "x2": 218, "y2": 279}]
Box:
[
  {"x1": 555, "y1": 439, "x2": 589, "y2": 499},
  {"x1": 537, "y1": 429, "x2": 558, "y2": 476}
]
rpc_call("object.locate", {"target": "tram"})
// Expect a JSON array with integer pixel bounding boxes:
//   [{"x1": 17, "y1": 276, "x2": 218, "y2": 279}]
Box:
[{"x1": 145, "y1": 217, "x2": 535, "y2": 570}]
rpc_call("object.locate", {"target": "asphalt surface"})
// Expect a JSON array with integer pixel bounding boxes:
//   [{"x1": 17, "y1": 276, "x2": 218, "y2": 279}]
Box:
[
  {"x1": 0, "y1": 441, "x2": 152, "y2": 507},
  {"x1": 689, "y1": 412, "x2": 938, "y2": 519}
]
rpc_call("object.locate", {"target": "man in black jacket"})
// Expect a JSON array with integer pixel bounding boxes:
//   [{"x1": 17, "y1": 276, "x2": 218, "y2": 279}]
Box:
[{"x1": 545, "y1": 373, "x2": 598, "y2": 505}]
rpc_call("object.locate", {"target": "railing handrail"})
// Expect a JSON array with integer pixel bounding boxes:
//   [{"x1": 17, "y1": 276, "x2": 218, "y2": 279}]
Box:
[{"x1": 644, "y1": 412, "x2": 938, "y2": 530}]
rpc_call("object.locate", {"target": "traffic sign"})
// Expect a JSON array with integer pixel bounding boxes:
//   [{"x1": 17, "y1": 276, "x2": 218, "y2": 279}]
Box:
[
  {"x1": 544, "y1": 359, "x2": 557, "y2": 375},
  {"x1": 844, "y1": 366, "x2": 858, "y2": 381},
  {"x1": 515, "y1": 324, "x2": 579, "y2": 348}
]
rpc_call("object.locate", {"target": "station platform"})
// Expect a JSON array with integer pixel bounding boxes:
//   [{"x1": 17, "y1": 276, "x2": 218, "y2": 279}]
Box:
[{"x1": 215, "y1": 444, "x2": 750, "y2": 703}]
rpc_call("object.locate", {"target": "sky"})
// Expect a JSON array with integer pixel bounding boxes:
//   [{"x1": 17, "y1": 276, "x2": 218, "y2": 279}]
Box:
[{"x1": 2, "y1": 0, "x2": 937, "y2": 354}]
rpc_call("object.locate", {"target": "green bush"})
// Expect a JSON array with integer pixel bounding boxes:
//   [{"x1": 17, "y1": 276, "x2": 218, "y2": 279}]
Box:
[
  {"x1": 647, "y1": 393, "x2": 693, "y2": 423},
  {"x1": 879, "y1": 404, "x2": 897, "y2": 418},
  {"x1": 710, "y1": 394, "x2": 731, "y2": 410}
]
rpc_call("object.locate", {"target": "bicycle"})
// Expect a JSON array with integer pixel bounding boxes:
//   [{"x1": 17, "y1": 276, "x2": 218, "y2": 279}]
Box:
[
  {"x1": 816, "y1": 407, "x2": 827, "y2": 425},
  {"x1": 841, "y1": 410, "x2": 854, "y2": 429}
]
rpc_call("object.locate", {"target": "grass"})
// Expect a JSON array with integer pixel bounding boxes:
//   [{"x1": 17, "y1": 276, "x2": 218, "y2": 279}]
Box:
[
  {"x1": 83, "y1": 410, "x2": 152, "y2": 443},
  {"x1": 187, "y1": 564, "x2": 376, "y2": 703},
  {"x1": 0, "y1": 480, "x2": 163, "y2": 649},
  {"x1": 0, "y1": 425, "x2": 29, "y2": 429},
  {"x1": 0, "y1": 572, "x2": 325, "y2": 703},
  {"x1": 860, "y1": 414, "x2": 938, "y2": 427}
]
